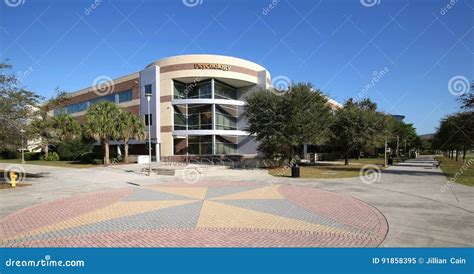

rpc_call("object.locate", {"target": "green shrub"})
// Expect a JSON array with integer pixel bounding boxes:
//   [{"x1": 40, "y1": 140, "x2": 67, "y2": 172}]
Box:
[
  {"x1": 0, "y1": 150, "x2": 19, "y2": 159},
  {"x1": 24, "y1": 152, "x2": 41, "y2": 161},
  {"x1": 40, "y1": 152, "x2": 60, "y2": 161},
  {"x1": 57, "y1": 139, "x2": 92, "y2": 161}
]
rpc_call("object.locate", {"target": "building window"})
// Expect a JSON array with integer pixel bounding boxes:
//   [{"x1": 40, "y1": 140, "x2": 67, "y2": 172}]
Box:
[
  {"x1": 144, "y1": 113, "x2": 152, "y2": 126},
  {"x1": 118, "y1": 90, "x2": 133, "y2": 103},
  {"x1": 173, "y1": 80, "x2": 212, "y2": 99},
  {"x1": 173, "y1": 105, "x2": 187, "y2": 130},
  {"x1": 215, "y1": 135, "x2": 238, "y2": 154},
  {"x1": 214, "y1": 81, "x2": 237, "y2": 100},
  {"x1": 144, "y1": 84, "x2": 152, "y2": 96},
  {"x1": 188, "y1": 104, "x2": 212, "y2": 130},
  {"x1": 215, "y1": 105, "x2": 237, "y2": 130},
  {"x1": 173, "y1": 81, "x2": 187, "y2": 99},
  {"x1": 188, "y1": 135, "x2": 212, "y2": 155}
]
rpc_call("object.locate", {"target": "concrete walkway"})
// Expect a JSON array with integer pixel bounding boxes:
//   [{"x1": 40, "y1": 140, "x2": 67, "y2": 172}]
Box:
[{"x1": 0, "y1": 155, "x2": 472, "y2": 247}]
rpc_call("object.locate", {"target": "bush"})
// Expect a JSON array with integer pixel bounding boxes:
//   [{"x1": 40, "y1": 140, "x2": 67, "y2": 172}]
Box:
[
  {"x1": 0, "y1": 150, "x2": 19, "y2": 159},
  {"x1": 40, "y1": 152, "x2": 60, "y2": 161},
  {"x1": 57, "y1": 139, "x2": 93, "y2": 161},
  {"x1": 24, "y1": 152, "x2": 41, "y2": 161}
]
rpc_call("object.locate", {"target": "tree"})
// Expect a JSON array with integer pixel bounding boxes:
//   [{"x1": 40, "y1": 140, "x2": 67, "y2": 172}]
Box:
[
  {"x1": 83, "y1": 101, "x2": 121, "y2": 165},
  {"x1": 0, "y1": 61, "x2": 42, "y2": 152},
  {"x1": 244, "y1": 83, "x2": 333, "y2": 164},
  {"x1": 117, "y1": 110, "x2": 145, "y2": 163},
  {"x1": 433, "y1": 112, "x2": 473, "y2": 161},
  {"x1": 52, "y1": 112, "x2": 81, "y2": 141},
  {"x1": 29, "y1": 89, "x2": 70, "y2": 157},
  {"x1": 330, "y1": 98, "x2": 384, "y2": 165}
]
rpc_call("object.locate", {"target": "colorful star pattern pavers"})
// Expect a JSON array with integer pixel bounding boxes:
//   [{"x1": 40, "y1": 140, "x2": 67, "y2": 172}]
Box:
[{"x1": 0, "y1": 182, "x2": 388, "y2": 247}]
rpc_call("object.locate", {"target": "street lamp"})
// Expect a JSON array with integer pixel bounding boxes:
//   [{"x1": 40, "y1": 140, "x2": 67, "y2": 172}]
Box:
[
  {"x1": 384, "y1": 130, "x2": 388, "y2": 168},
  {"x1": 145, "y1": 88, "x2": 152, "y2": 176},
  {"x1": 20, "y1": 129, "x2": 25, "y2": 164}
]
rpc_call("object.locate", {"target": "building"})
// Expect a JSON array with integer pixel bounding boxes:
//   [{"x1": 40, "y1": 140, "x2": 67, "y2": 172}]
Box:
[{"x1": 57, "y1": 54, "x2": 340, "y2": 162}]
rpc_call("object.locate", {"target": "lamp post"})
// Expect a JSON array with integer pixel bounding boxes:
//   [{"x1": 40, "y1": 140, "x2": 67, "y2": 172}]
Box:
[
  {"x1": 384, "y1": 131, "x2": 388, "y2": 168},
  {"x1": 145, "y1": 90, "x2": 152, "y2": 176},
  {"x1": 20, "y1": 129, "x2": 25, "y2": 164},
  {"x1": 396, "y1": 135, "x2": 400, "y2": 163}
]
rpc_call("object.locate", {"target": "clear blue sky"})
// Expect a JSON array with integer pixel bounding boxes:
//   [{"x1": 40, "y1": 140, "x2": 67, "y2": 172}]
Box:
[{"x1": 1, "y1": 0, "x2": 472, "y2": 134}]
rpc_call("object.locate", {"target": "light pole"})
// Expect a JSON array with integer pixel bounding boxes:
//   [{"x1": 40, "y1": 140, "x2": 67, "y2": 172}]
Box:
[
  {"x1": 384, "y1": 132, "x2": 388, "y2": 168},
  {"x1": 404, "y1": 140, "x2": 407, "y2": 158},
  {"x1": 396, "y1": 135, "x2": 400, "y2": 162},
  {"x1": 145, "y1": 90, "x2": 152, "y2": 176},
  {"x1": 20, "y1": 129, "x2": 25, "y2": 164}
]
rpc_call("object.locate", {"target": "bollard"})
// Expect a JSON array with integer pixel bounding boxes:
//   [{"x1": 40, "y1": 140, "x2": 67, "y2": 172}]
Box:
[{"x1": 9, "y1": 171, "x2": 17, "y2": 188}]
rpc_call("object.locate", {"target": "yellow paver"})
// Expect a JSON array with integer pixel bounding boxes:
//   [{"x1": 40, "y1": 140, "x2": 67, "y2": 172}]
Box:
[
  {"x1": 196, "y1": 201, "x2": 343, "y2": 233},
  {"x1": 212, "y1": 185, "x2": 284, "y2": 200},
  {"x1": 6, "y1": 200, "x2": 195, "y2": 241},
  {"x1": 147, "y1": 187, "x2": 208, "y2": 200}
]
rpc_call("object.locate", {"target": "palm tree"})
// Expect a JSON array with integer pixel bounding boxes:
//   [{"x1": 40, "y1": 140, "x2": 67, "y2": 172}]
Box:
[
  {"x1": 53, "y1": 112, "x2": 81, "y2": 141},
  {"x1": 117, "y1": 111, "x2": 146, "y2": 163},
  {"x1": 83, "y1": 101, "x2": 121, "y2": 165}
]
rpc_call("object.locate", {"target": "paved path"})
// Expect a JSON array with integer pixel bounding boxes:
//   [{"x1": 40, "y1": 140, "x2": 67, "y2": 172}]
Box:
[
  {"x1": 0, "y1": 155, "x2": 472, "y2": 247},
  {"x1": 0, "y1": 181, "x2": 387, "y2": 247}
]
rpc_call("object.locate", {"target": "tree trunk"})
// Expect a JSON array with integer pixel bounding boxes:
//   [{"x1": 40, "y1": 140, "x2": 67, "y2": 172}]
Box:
[
  {"x1": 463, "y1": 148, "x2": 466, "y2": 162},
  {"x1": 104, "y1": 140, "x2": 110, "y2": 166},
  {"x1": 455, "y1": 150, "x2": 459, "y2": 161},
  {"x1": 344, "y1": 155, "x2": 349, "y2": 165},
  {"x1": 124, "y1": 139, "x2": 129, "y2": 164},
  {"x1": 44, "y1": 143, "x2": 49, "y2": 158},
  {"x1": 357, "y1": 150, "x2": 361, "y2": 160}
]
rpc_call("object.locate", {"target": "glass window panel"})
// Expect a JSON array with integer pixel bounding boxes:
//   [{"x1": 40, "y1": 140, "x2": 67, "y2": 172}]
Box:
[{"x1": 118, "y1": 90, "x2": 133, "y2": 103}]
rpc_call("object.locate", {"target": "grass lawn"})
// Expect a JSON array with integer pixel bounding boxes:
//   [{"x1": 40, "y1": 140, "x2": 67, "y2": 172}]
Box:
[
  {"x1": 269, "y1": 158, "x2": 386, "y2": 179},
  {"x1": 435, "y1": 156, "x2": 474, "y2": 187},
  {"x1": 0, "y1": 159, "x2": 95, "y2": 169}
]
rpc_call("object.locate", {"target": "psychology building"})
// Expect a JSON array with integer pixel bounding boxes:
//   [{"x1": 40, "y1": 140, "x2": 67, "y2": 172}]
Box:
[{"x1": 58, "y1": 54, "x2": 340, "y2": 162}]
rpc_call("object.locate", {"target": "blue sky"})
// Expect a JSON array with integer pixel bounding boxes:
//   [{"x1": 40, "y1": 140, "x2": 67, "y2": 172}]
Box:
[{"x1": 0, "y1": 0, "x2": 472, "y2": 134}]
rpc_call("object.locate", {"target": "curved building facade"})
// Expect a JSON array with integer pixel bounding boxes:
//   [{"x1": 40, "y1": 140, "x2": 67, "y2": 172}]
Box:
[{"x1": 60, "y1": 54, "x2": 272, "y2": 161}]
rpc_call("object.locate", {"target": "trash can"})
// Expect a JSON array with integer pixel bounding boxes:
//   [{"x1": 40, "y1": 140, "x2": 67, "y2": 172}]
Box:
[
  {"x1": 291, "y1": 164, "x2": 300, "y2": 178},
  {"x1": 388, "y1": 157, "x2": 393, "y2": 165}
]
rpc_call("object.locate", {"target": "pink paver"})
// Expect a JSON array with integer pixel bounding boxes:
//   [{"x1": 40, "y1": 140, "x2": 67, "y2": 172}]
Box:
[{"x1": 279, "y1": 184, "x2": 388, "y2": 236}]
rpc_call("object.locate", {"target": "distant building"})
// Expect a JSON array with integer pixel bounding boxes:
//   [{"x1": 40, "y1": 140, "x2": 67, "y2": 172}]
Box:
[{"x1": 391, "y1": 115, "x2": 405, "y2": 122}]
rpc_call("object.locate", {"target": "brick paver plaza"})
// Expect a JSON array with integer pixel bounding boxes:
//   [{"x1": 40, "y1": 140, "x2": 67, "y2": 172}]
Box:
[{"x1": 0, "y1": 181, "x2": 388, "y2": 247}]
